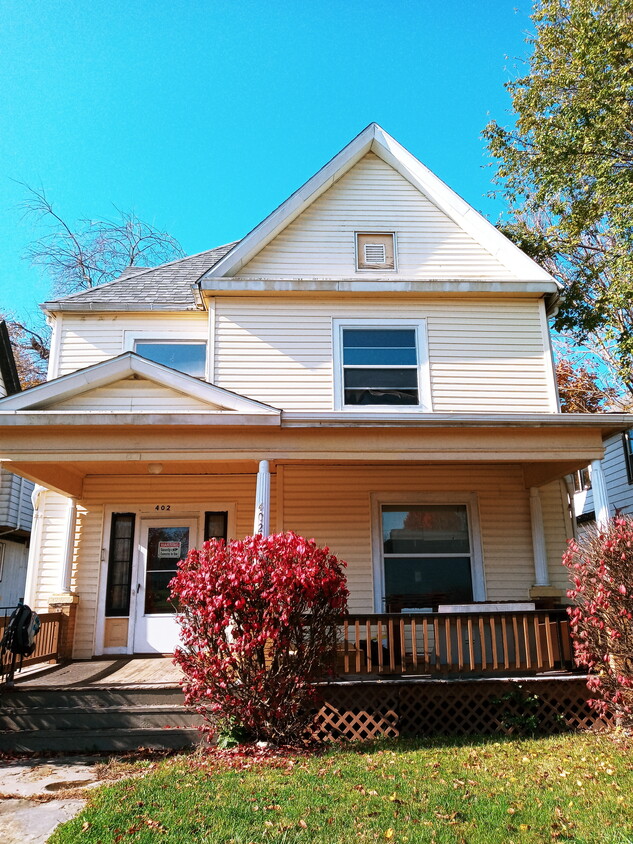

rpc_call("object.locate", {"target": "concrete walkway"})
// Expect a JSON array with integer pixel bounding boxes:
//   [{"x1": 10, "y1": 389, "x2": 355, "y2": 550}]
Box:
[{"x1": 0, "y1": 756, "x2": 108, "y2": 843}]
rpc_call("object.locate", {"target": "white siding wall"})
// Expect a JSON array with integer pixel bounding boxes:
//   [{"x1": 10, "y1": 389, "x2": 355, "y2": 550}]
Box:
[
  {"x1": 574, "y1": 431, "x2": 633, "y2": 520},
  {"x1": 214, "y1": 296, "x2": 554, "y2": 412},
  {"x1": 54, "y1": 313, "x2": 208, "y2": 378},
  {"x1": 0, "y1": 468, "x2": 34, "y2": 532},
  {"x1": 238, "y1": 153, "x2": 516, "y2": 280},
  {"x1": 53, "y1": 378, "x2": 220, "y2": 412}
]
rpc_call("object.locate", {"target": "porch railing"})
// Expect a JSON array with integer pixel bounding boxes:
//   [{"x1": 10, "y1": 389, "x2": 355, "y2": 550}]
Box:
[
  {"x1": 338, "y1": 610, "x2": 575, "y2": 677},
  {"x1": 0, "y1": 608, "x2": 64, "y2": 678}
]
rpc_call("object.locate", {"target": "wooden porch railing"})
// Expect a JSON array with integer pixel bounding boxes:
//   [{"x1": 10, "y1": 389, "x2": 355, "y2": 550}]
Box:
[
  {"x1": 338, "y1": 610, "x2": 574, "y2": 677},
  {"x1": 0, "y1": 610, "x2": 64, "y2": 676}
]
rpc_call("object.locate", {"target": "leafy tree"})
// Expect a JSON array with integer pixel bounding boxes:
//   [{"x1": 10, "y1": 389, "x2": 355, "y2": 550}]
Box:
[
  {"x1": 171, "y1": 532, "x2": 348, "y2": 744},
  {"x1": 484, "y1": 0, "x2": 633, "y2": 398}
]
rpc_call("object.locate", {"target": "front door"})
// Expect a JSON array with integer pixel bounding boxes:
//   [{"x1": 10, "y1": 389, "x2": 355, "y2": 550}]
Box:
[{"x1": 133, "y1": 518, "x2": 197, "y2": 653}]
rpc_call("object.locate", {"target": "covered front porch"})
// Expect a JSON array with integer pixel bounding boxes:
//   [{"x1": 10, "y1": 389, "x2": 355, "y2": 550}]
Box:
[{"x1": 0, "y1": 407, "x2": 629, "y2": 665}]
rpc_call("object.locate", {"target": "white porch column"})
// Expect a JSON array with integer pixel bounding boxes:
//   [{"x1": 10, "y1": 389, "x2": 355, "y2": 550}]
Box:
[
  {"x1": 591, "y1": 459, "x2": 610, "y2": 527},
  {"x1": 529, "y1": 487, "x2": 549, "y2": 587},
  {"x1": 60, "y1": 497, "x2": 78, "y2": 593},
  {"x1": 254, "y1": 460, "x2": 271, "y2": 536}
]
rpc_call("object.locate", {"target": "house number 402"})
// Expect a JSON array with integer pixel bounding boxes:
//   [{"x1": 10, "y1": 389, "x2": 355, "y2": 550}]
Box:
[{"x1": 154, "y1": 505, "x2": 171, "y2": 511}]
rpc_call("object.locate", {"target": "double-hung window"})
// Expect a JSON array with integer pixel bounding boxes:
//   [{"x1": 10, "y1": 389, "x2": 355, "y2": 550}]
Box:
[
  {"x1": 373, "y1": 495, "x2": 485, "y2": 612},
  {"x1": 333, "y1": 319, "x2": 430, "y2": 410}
]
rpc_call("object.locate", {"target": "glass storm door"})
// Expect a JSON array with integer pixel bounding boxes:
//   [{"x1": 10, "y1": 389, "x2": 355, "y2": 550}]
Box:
[{"x1": 133, "y1": 519, "x2": 197, "y2": 653}]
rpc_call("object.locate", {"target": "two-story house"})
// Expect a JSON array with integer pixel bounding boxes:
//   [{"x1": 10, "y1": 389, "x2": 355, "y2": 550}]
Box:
[{"x1": 0, "y1": 124, "x2": 630, "y2": 663}]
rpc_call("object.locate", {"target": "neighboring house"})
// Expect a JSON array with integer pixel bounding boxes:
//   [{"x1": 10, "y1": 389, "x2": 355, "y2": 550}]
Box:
[
  {"x1": 0, "y1": 124, "x2": 630, "y2": 661},
  {"x1": 0, "y1": 321, "x2": 34, "y2": 608},
  {"x1": 573, "y1": 429, "x2": 633, "y2": 527}
]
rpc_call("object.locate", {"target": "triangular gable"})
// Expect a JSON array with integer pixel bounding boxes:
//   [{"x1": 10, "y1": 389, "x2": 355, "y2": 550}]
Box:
[
  {"x1": 0, "y1": 353, "x2": 280, "y2": 415},
  {"x1": 202, "y1": 124, "x2": 554, "y2": 284}
]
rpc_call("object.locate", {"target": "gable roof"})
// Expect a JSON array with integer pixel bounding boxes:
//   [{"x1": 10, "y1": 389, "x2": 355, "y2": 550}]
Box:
[
  {"x1": 0, "y1": 352, "x2": 280, "y2": 415},
  {"x1": 0, "y1": 321, "x2": 22, "y2": 397},
  {"x1": 200, "y1": 123, "x2": 554, "y2": 285},
  {"x1": 42, "y1": 242, "x2": 239, "y2": 312}
]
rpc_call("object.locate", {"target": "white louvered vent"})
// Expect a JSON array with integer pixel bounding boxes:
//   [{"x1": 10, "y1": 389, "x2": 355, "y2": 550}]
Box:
[{"x1": 364, "y1": 243, "x2": 386, "y2": 264}]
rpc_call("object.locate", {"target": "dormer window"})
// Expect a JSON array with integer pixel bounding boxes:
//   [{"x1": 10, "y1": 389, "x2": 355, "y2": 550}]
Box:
[{"x1": 356, "y1": 233, "x2": 396, "y2": 271}]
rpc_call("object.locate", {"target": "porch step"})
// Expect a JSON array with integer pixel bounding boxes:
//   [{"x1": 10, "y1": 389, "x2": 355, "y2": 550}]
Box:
[{"x1": 0, "y1": 686, "x2": 204, "y2": 753}]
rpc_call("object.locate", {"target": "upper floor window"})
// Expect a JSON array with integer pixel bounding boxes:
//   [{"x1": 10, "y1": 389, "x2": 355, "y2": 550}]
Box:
[
  {"x1": 333, "y1": 319, "x2": 431, "y2": 410},
  {"x1": 624, "y1": 431, "x2": 633, "y2": 485},
  {"x1": 356, "y1": 232, "x2": 396, "y2": 271},
  {"x1": 134, "y1": 341, "x2": 206, "y2": 378}
]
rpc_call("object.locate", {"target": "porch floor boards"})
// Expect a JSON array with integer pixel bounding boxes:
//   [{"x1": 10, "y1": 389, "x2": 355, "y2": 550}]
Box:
[{"x1": 11, "y1": 656, "x2": 183, "y2": 690}]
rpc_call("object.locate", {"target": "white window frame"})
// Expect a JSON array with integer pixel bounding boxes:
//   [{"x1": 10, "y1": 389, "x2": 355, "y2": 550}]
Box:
[
  {"x1": 370, "y1": 492, "x2": 486, "y2": 612},
  {"x1": 124, "y1": 330, "x2": 209, "y2": 381},
  {"x1": 332, "y1": 318, "x2": 432, "y2": 412},
  {"x1": 355, "y1": 231, "x2": 398, "y2": 272}
]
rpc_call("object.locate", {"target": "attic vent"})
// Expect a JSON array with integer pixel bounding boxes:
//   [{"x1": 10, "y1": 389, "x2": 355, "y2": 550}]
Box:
[
  {"x1": 356, "y1": 232, "x2": 396, "y2": 271},
  {"x1": 364, "y1": 243, "x2": 386, "y2": 264}
]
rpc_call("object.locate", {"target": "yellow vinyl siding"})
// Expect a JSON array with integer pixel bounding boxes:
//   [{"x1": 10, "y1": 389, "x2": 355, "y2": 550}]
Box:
[
  {"x1": 214, "y1": 296, "x2": 555, "y2": 412},
  {"x1": 238, "y1": 153, "x2": 517, "y2": 280},
  {"x1": 280, "y1": 464, "x2": 537, "y2": 612},
  {"x1": 52, "y1": 377, "x2": 221, "y2": 412},
  {"x1": 32, "y1": 491, "x2": 70, "y2": 612},
  {"x1": 55, "y1": 313, "x2": 208, "y2": 378},
  {"x1": 540, "y1": 479, "x2": 573, "y2": 595}
]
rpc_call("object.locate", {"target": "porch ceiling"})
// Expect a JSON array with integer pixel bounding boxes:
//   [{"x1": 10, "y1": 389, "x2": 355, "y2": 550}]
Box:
[{"x1": 0, "y1": 415, "x2": 620, "y2": 497}]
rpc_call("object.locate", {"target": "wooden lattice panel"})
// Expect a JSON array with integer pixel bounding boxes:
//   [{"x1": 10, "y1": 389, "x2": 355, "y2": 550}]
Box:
[{"x1": 309, "y1": 678, "x2": 613, "y2": 742}]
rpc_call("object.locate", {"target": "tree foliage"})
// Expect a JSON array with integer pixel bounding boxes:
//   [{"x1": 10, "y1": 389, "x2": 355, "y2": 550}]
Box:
[
  {"x1": 563, "y1": 517, "x2": 633, "y2": 726},
  {"x1": 171, "y1": 532, "x2": 348, "y2": 744},
  {"x1": 556, "y1": 357, "x2": 618, "y2": 412},
  {"x1": 21, "y1": 183, "x2": 184, "y2": 296},
  {"x1": 484, "y1": 0, "x2": 633, "y2": 396}
]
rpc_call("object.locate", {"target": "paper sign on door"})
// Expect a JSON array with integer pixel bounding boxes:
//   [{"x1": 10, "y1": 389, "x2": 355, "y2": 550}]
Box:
[{"x1": 158, "y1": 541, "x2": 182, "y2": 559}]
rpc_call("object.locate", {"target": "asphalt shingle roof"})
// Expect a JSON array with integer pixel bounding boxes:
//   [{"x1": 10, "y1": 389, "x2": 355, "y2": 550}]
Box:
[{"x1": 42, "y1": 242, "x2": 239, "y2": 311}]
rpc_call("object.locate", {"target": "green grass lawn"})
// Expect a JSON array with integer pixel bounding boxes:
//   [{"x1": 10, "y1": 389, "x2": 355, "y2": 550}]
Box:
[{"x1": 51, "y1": 734, "x2": 633, "y2": 844}]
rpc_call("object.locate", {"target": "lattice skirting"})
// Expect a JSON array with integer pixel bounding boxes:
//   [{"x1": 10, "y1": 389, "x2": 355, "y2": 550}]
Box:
[{"x1": 308, "y1": 677, "x2": 613, "y2": 742}]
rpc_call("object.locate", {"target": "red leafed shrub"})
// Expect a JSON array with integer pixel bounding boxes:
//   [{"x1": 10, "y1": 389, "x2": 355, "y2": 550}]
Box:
[
  {"x1": 563, "y1": 516, "x2": 633, "y2": 726},
  {"x1": 170, "y1": 531, "x2": 348, "y2": 743}
]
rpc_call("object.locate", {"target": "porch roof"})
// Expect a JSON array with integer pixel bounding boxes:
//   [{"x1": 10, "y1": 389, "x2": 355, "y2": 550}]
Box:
[{"x1": 0, "y1": 410, "x2": 630, "y2": 497}]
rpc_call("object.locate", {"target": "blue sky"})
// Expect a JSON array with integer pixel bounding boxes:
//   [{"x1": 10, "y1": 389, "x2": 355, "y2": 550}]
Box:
[{"x1": 0, "y1": 1, "x2": 534, "y2": 323}]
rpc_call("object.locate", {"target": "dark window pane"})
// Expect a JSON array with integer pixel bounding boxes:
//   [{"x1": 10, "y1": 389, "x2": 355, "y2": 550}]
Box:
[
  {"x1": 343, "y1": 329, "x2": 416, "y2": 348},
  {"x1": 344, "y1": 368, "x2": 418, "y2": 388},
  {"x1": 135, "y1": 342, "x2": 206, "y2": 377},
  {"x1": 105, "y1": 513, "x2": 135, "y2": 617},
  {"x1": 145, "y1": 571, "x2": 178, "y2": 614},
  {"x1": 384, "y1": 556, "x2": 473, "y2": 607},
  {"x1": 343, "y1": 347, "x2": 417, "y2": 365},
  {"x1": 344, "y1": 388, "x2": 418, "y2": 405},
  {"x1": 383, "y1": 505, "x2": 470, "y2": 554},
  {"x1": 204, "y1": 511, "x2": 228, "y2": 541}
]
